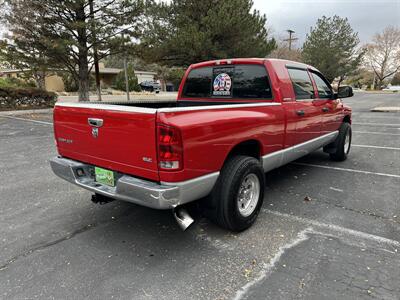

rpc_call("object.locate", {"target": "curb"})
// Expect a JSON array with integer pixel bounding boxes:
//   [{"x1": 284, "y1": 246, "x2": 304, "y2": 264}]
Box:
[
  {"x1": 370, "y1": 107, "x2": 400, "y2": 112},
  {"x1": 0, "y1": 108, "x2": 53, "y2": 116}
]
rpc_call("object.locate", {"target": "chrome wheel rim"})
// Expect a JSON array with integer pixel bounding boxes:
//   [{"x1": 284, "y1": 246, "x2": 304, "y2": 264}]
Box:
[
  {"x1": 344, "y1": 130, "x2": 350, "y2": 154},
  {"x1": 237, "y1": 173, "x2": 260, "y2": 217}
]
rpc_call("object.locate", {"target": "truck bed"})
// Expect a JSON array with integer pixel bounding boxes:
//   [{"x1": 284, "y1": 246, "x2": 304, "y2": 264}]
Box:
[
  {"x1": 53, "y1": 99, "x2": 277, "y2": 183},
  {"x1": 87, "y1": 100, "x2": 249, "y2": 109}
]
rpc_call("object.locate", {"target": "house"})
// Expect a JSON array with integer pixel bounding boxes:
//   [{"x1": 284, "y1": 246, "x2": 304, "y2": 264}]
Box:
[{"x1": 0, "y1": 63, "x2": 157, "y2": 92}]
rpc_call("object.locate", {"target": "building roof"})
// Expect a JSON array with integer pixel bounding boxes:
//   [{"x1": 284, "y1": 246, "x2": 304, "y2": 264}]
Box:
[{"x1": 0, "y1": 68, "x2": 31, "y2": 74}]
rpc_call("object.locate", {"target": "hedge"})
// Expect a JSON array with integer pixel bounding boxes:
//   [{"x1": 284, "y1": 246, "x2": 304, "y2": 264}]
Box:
[{"x1": 0, "y1": 87, "x2": 57, "y2": 110}]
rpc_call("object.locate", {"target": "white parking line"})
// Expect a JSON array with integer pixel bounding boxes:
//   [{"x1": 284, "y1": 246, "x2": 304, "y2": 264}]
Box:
[
  {"x1": 234, "y1": 217, "x2": 399, "y2": 300},
  {"x1": 264, "y1": 209, "x2": 400, "y2": 247},
  {"x1": 234, "y1": 228, "x2": 311, "y2": 300},
  {"x1": 353, "y1": 122, "x2": 400, "y2": 127},
  {"x1": 0, "y1": 115, "x2": 53, "y2": 125},
  {"x1": 292, "y1": 162, "x2": 400, "y2": 178},
  {"x1": 356, "y1": 116, "x2": 400, "y2": 120},
  {"x1": 354, "y1": 131, "x2": 400, "y2": 136},
  {"x1": 352, "y1": 144, "x2": 400, "y2": 151}
]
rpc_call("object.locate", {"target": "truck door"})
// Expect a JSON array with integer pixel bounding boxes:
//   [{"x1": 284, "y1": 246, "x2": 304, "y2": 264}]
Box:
[
  {"x1": 286, "y1": 67, "x2": 322, "y2": 145},
  {"x1": 310, "y1": 71, "x2": 343, "y2": 135}
]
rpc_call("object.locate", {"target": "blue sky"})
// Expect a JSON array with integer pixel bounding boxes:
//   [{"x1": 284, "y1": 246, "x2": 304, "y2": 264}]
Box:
[{"x1": 253, "y1": 0, "x2": 400, "y2": 46}]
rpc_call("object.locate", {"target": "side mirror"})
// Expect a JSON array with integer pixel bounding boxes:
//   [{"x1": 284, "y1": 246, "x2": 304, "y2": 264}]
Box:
[{"x1": 337, "y1": 86, "x2": 353, "y2": 98}]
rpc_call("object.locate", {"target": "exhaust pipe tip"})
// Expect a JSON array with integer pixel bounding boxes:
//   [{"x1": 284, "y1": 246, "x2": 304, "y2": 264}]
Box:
[{"x1": 173, "y1": 207, "x2": 194, "y2": 231}]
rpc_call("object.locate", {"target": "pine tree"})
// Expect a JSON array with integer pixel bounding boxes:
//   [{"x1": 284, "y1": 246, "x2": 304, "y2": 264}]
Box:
[
  {"x1": 140, "y1": 0, "x2": 276, "y2": 66},
  {"x1": 0, "y1": 0, "x2": 144, "y2": 101},
  {"x1": 302, "y1": 15, "x2": 364, "y2": 84}
]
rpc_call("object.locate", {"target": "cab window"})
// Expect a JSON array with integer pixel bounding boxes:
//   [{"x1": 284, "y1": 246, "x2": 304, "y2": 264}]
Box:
[
  {"x1": 311, "y1": 72, "x2": 333, "y2": 99},
  {"x1": 287, "y1": 68, "x2": 314, "y2": 100}
]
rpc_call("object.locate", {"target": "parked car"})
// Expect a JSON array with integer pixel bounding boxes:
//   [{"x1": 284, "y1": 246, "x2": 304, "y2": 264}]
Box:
[
  {"x1": 50, "y1": 58, "x2": 353, "y2": 231},
  {"x1": 383, "y1": 85, "x2": 400, "y2": 91},
  {"x1": 139, "y1": 80, "x2": 161, "y2": 93}
]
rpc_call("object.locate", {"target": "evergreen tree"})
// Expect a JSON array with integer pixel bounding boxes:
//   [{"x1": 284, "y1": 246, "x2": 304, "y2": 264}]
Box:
[
  {"x1": 302, "y1": 15, "x2": 364, "y2": 84},
  {"x1": 141, "y1": 0, "x2": 276, "y2": 66},
  {"x1": 113, "y1": 64, "x2": 141, "y2": 92}
]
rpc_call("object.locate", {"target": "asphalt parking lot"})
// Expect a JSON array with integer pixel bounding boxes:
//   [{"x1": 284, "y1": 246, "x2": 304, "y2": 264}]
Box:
[{"x1": 0, "y1": 92, "x2": 399, "y2": 299}]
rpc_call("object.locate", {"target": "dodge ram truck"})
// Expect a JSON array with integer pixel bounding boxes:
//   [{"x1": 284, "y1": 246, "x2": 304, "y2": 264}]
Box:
[{"x1": 50, "y1": 58, "x2": 353, "y2": 231}]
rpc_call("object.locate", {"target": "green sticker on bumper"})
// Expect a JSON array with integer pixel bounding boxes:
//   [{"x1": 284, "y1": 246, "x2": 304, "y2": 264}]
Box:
[{"x1": 95, "y1": 167, "x2": 115, "y2": 187}]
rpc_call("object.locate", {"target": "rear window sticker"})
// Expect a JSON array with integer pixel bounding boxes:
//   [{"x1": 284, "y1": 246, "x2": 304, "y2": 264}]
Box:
[{"x1": 213, "y1": 73, "x2": 232, "y2": 96}]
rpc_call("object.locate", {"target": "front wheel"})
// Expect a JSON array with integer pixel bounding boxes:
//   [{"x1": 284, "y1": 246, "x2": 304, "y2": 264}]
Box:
[
  {"x1": 330, "y1": 122, "x2": 352, "y2": 161},
  {"x1": 205, "y1": 155, "x2": 265, "y2": 231}
]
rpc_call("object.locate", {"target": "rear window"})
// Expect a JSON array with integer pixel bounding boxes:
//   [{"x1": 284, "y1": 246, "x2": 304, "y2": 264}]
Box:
[
  {"x1": 182, "y1": 67, "x2": 213, "y2": 98},
  {"x1": 182, "y1": 64, "x2": 272, "y2": 99}
]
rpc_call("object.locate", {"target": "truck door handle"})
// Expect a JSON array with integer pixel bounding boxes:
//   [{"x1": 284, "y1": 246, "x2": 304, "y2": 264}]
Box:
[
  {"x1": 322, "y1": 107, "x2": 329, "y2": 112},
  {"x1": 88, "y1": 118, "x2": 103, "y2": 127},
  {"x1": 296, "y1": 110, "x2": 305, "y2": 116}
]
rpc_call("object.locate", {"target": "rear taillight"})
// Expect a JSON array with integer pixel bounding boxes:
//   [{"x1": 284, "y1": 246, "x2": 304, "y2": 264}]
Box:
[{"x1": 157, "y1": 124, "x2": 183, "y2": 171}]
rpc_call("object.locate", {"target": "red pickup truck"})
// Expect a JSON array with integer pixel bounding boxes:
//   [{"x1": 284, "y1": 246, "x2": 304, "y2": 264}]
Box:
[{"x1": 50, "y1": 58, "x2": 353, "y2": 231}]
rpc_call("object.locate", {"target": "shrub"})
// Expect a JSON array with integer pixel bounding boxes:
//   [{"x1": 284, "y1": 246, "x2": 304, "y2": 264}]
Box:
[
  {"x1": 391, "y1": 72, "x2": 400, "y2": 86},
  {"x1": 61, "y1": 73, "x2": 79, "y2": 92},
  {"x1": 0, "y1": 87, "x2": 57, "y2": 110},
  {"x1": 0, "y1": 77, "x2": 36, "y2": 89},
  {"x1": 113, "y1": 64, "x2": 141, "y2": 92}
]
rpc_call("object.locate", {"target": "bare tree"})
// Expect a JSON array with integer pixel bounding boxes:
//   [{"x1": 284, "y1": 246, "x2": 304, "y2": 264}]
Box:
[
  {"x1": 267, "y1": 41, "x2": 303, "y2": 62},
  {"x1": 365, "y1": 26, "x2": 400, "y2": 89}
]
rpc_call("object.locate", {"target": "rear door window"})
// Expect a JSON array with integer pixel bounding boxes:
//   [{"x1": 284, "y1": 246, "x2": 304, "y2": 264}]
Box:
[
  {"x1": 287, "y1": 68, "x2": 315, "y2": 100},
  {"x1": 182, "y1": 64, "x2": 272, "y2": 99}
]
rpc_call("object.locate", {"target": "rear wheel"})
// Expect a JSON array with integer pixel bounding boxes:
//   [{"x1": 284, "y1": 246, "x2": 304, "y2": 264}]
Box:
[
  {"x1": 330, "y1": 122, "x2": 352, "y2": 161},
  {"x1": 205, "y1": 155, "x2": 265, "y2": 231}
]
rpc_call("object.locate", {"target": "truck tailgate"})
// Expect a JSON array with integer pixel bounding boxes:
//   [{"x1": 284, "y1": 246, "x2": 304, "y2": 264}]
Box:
[{"x1": 53, "y1": 104, "x2": 159, "y2": 181}]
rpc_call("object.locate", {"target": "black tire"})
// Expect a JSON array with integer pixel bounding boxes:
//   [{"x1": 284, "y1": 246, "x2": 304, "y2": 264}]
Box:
[
  {"x1": 329, "y1": 122, "x2": 352, "y2": 161},
  {"x1": 205, "y1": 155, "x2": 265, "y2": 232}
]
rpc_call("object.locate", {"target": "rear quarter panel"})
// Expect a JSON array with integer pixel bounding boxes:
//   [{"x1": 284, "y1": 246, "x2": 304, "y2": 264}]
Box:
[{"x1": 157, "y1": 104, "x2": 285, "y2": 182}]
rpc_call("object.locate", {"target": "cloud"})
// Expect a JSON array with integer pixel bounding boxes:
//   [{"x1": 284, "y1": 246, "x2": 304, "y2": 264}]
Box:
[{"x1": 253, "y1": 0, "x2": 400, "y2": 45}]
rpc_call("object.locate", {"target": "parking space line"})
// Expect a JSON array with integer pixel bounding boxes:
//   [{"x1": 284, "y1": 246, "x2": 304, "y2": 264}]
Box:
[
  {"x1": 353, "y1": 122, "x2": 400, "y2": 127},
  {"x1": 292, "y1": 162, "x2": 400, "y2": 178},
  {"x1": 352, "y1": 144, "x2": 400, "y2": 151},
  {"x1": 234, "y1": 228, "x2": 311, "y2": 300},
  {"x1": 0, "y1": 115, "x2": 53, "y2": 125},
  {"x1": 264, "y1": 209, "x2": 400, "y2": 247},
  {"x1": 353, "y1": 131, "x2": 400, "y2": 136},
  {"x1": 355, "y1": 117, "x2": 400, "y2": 120},
  {"x1": 234, "y1": 220, "x2": 399, "y2": 300}
]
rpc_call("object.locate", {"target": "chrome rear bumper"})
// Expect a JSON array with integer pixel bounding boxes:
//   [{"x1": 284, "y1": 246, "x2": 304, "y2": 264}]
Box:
[{"x1": 50, "y1": 156, "x2": 219, "y2": 209}]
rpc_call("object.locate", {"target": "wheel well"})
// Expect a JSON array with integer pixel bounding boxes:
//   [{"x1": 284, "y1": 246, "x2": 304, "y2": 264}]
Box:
[
  {"x1": 226, "y1": 140, "x2": 262, "y2": 161},
  {"x1": 343, "y1": 115, "x2": 351, "y2": 124}
]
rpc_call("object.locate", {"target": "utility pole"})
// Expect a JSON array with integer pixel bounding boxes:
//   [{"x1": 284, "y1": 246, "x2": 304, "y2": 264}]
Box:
[
  {"x1": 284, "y1": 29, "x2": 298, "y2": 51},
  {"x1": 122, "y1": 31, "x2": 130, "y2": 101},
  {"x1": 371, "y1": 70, "x2": 376, "y2": 90},
  {"x1": 89, "y1": 0, "x2": 102, "y2": 101}
]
